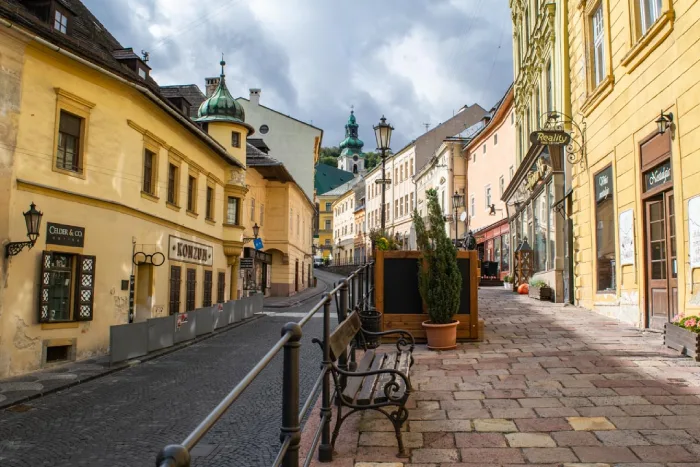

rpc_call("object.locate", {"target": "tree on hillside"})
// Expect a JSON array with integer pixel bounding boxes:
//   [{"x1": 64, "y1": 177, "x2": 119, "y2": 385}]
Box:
[
  {"x1": 319, "y1": 146, "x2": 341, "y2": 167},
  {"x1": 364, "y1": 151, "x2": 380, "y2": 170}
]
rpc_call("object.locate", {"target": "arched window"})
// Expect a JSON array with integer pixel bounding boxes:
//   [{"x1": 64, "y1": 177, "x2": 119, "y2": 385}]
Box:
[{"x1": 353, "y1": 164, "x2": 358, "y2": 174}]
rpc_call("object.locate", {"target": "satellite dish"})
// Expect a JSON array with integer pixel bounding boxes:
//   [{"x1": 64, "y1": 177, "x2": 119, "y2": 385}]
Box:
[{"x1": 459, "y1": 212, "x2": 467, "y2": 222}]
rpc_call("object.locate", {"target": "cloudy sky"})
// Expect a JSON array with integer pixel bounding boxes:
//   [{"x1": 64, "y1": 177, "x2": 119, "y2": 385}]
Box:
[{"x1": 84, "y1": 0, "x2": 513, "y2": 149}]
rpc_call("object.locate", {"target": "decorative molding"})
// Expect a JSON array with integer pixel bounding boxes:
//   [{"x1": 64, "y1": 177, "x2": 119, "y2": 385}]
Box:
[
  {"x1": 54, "y1": 88, "x2": 96, "y2": 109},
  {"x1": 621, "y1": 9, "x2": 674, "y2": 73},
  {"x1": 581, "y1": 74, "x2": 615, "y2": 117}
]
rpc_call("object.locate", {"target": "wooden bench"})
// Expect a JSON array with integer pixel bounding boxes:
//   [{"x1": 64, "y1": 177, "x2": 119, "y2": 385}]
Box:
[{"x1": 320, "y1": 311, "x2": 415, "y2": 457}]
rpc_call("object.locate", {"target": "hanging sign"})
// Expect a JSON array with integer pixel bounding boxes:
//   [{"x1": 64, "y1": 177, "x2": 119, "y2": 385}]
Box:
[
  {"x1": 168, "y1": 236, "x2": 213, "y2": 266},
  {"x1": 595, "y1": 166, "x2": 613, "y2": 203},
  {"x1": 253, "y1": 238, "x2": 264, "y2": 250},
  {"x1": 618, "y1": 210, "x2": 635, "y2": 266},
  {"x1": 644, "y1": 160, "x2": 672, "y2": 192},
  {"x1": 46, "y1": 222, "x2": 85, "y2": 247},
  {"x1": 689, "y1": 196, "x2": 700, "y2": 269},
  {"x1": 529, "y1": 130, "x2": 571, "y2": 146}
]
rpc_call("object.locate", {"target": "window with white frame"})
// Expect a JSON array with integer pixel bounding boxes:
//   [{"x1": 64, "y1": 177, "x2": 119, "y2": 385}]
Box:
[
  {"x1": 591, "y1": 3, "x2": 606, "y2": 87},
  {"x1": 470, "y1": 196, "x2": 475, "y2": 217},
  {"x1": 485, "y1": 186, "x2": 492, "y2": 208},
  {"x1": 638, "y1": 0, "x2": 662, "y2": 35},
  {"x1": 499, "y1": 176, "x2": 505, "y2": 196}
]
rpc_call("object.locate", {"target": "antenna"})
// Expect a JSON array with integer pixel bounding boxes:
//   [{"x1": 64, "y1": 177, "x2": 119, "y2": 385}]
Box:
[
  {"x1": 423, "y1": 123, "x2": 430, "y2": 132},
  {"x1": 141, "y1": 50, "x2": 150, "y2": 62}
]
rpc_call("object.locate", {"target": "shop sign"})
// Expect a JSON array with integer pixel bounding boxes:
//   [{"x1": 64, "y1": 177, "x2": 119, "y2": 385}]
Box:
[
  {"x1": 240, "y1": 258, "x2": 254, "y2": 269},
  {"x1": 46, "y1": 222, "x2": 85, "y2": 247},
  {"x1": 168, "y1": 236, "x2": 213, "y2": 266},
  {"x1": 619, "y1": 209, "x2": 635, "y2": 266},
  {"x1": 525, "y1": 157, "x2": 550, "y2": 192},
  {"x1": 253, "y1": 238, "x2": 264, "y2": 250},
  {"x1": 529, "y1": 130, "x2": 571, "y2": 146},
  {"x1": 644, "y1": 160, "x2": 672, "y2": 192},
  {"x1": 689, "y1": 196, "x2": 700, "y2": 269},
  {"x1": 595, "y1": 166, "x2": 613, "y2": 202}
]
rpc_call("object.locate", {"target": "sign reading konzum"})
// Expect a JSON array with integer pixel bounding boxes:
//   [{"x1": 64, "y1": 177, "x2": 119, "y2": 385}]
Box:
[{"x1": 168, "y1": 236, "x2": 213, "y2": 266}]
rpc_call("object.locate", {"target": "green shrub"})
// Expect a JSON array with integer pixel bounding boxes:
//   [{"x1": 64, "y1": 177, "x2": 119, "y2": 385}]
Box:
[{"x1": 528, "y1": 278, "x2": 549, "y2": 288}]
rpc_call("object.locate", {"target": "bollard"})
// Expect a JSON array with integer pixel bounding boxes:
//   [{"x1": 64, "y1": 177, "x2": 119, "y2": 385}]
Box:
[
  {"x1": 156, "y1": 445, "x2": 190, "y2": 467},
  {"x1": 280, "y1": 322, "x2": 303, "y2": 467}
]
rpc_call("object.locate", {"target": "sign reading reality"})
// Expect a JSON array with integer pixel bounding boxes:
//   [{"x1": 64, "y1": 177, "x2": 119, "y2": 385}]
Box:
[
  {"x1": 529, "y1": 130, "x2": 571, "y2": 146},
  {"x1": 46, "y1": 222, "x2": 85, "y2": 247},
  {"x1": 168, "y1": 236, "x2": 213, "y2": 266},
  {"x1": 619, "y1": 209, "x2": 635, "y2": 266},
  {"x1": 689, "y1": 196, "x2": 700, "y2": 269},
  {"x1": 595, "y1": 166, "x2": 613, "y2": 203},
  {"x1": 644, "y1": 160, "x2": 672, "y2": 192}
]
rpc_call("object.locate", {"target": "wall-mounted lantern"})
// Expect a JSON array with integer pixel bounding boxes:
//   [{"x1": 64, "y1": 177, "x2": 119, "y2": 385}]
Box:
[
  {"x1": 6, "y1": 203, "x2": 43, "y2": 258},
  {"x1": 655, "y1": 110, "x2": 673, "y2": 136}
]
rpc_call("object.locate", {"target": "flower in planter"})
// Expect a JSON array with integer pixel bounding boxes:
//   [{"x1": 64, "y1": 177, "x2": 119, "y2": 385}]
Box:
[
  {"x1": 675, "y1": 315, "x2": 700, "y2": 333},
  {"x1": 672, "y1": 314, "x2": 681, "y2": 323}
]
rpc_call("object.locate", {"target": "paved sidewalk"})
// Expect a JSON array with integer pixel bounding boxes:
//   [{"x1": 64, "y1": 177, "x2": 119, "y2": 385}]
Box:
[
  {"x1": 263, "y1": 271, "x2": 334, "y2": 309},
  {"x1": 305, "y1": 287, "x2": 700, "y2": 466}
]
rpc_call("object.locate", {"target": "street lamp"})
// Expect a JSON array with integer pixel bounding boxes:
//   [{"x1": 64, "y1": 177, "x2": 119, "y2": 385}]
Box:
[
  {"x1": 6, "y1": 202, "x2": 43, "y2": 258},
  {"x1": 655, "y1": 110, "x2": 673, "y2": 135},
  {"x1": 374, "y1": 115, "x2": 394, "y2": 232},
  {"x1": 452, "y1": 191, "x2": 464, "y2": 248}
]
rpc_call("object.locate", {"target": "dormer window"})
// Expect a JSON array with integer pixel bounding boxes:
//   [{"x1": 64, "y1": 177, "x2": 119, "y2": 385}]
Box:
[
  {"x1": 138, "y1": 67, "x2": 147, "y2": 79},
  {"x1": 54, "y1": 9, "x2": 68, "y2": 33}
]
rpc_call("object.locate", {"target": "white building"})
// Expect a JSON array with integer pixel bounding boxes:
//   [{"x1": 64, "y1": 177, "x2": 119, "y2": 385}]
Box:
[{"x1": 236, "y1": 89, "x2": 323, "y2": 199}]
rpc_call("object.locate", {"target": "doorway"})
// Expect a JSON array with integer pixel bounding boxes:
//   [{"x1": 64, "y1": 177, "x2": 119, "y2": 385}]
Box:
[
  {"x1": 645, "y1": 191, "x2": 677, "y2": 329},
  {"x1": 294, "y1": 260, "x2": 299, "y2": 293},
  {"x1": 135, "y1": 263, "x2": 153, "y2": 322}
]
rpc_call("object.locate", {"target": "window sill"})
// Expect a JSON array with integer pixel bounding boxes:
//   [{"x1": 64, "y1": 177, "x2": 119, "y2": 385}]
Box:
[
  {"x1": 42, "y1": 322, "x2": 79, "y2": 330},
  {"x1": 581, "y1": 74, "x2": 615, "y2": 117},
  {"x1": 205, "y1": 218, "x2": 216, "y2": 226},
  {"x1": 141, "y1": 191, "x2": 159, "y2": 202},
  {"x1": 166, "y1": 201, "x2": 181, "y2": 212},
  {"x1": 621, "y1": 10, "x2": 674, "y2": 73},
  {"x1": 186, "y1": 210, "x2": 198, "y2": 219},
  {"x1": 223, "y1": 222, "x2": 243, "y2": 228},
  {"x1": 53, "y1": 166, "x2": 86, "y2": 180}
]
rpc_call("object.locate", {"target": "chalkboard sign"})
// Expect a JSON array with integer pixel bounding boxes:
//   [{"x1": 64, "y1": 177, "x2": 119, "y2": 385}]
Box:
[
  {"x1": 457, "y1": 258, "x2": 471, "y2": 315},
  {"x1": 383, "y1": 258, "x2": 423, "y2": 314}
]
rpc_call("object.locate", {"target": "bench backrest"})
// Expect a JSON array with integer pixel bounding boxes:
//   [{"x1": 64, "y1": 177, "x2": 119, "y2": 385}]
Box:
[{"x1": 328, "y1": 311, "x2": 361, "y2": 361}]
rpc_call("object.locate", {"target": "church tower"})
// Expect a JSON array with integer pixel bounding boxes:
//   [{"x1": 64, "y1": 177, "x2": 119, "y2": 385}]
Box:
[{"x1": 337, "y1": 110, "x2": 365, "y2": 175}]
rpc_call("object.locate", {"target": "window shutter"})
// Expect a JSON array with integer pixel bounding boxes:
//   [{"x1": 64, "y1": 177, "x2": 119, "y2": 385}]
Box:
[
  {"x1": 38, "y1": 251, "x2": 53, "y2": 323},
  {"x1": 75, "y1": 255, "x2": 96, "y2": 321}
]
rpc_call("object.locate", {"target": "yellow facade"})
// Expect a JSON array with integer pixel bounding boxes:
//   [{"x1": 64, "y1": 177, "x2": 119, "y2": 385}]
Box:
[
  {"x1": 316, "y1": 193, "x2": 337, "y2": 259},
  {"x1": 567, "y1": 0, "x2": 700, "y2": 327},
  {"x1": 0, "y1": 24, "x2": 251, "y2": 377}
]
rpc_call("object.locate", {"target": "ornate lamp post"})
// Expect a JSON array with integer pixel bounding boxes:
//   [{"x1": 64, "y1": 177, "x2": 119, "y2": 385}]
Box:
[
  {"x1": 452, "y1": 191, "x2": 464, "y2": 248},
  {"x1": 6, "y1": 203, "x2": 43, "y2": 258},
  {"x1": 373, "y1": 116, "x2": 394, "y2": 232}
]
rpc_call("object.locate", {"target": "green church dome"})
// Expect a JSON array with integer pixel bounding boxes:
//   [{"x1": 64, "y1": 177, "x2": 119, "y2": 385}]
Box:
[
  {"x1": 195, "y1": 59, "x2": 246, "y2": 125},
  {"x1": 339, "y1": 110, "x2": 364, "y2": 153}
]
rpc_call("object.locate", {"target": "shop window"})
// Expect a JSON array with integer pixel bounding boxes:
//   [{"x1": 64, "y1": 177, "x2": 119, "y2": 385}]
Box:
[
  {"x1": 169, "y1": 266, "x2": 181, "y2": 315},
  {"x1": 167, "y1": 163, "x2": 179, "y2": 205},
  {"x1": 56, "y1": 111, "x2": 82, "y2": 173},
  {"x1": 595, "y1": 165, "x2": 615, "y2": 292},
  {"x1": 494, "y1": 237, "x2": 501, "y2": 272},
  {"x1": 533, "y1": 191, "x2": 547, "y2": 272},
  {"x1": 231, "y1": 131, "x2": 241, "y2": 148},
  {"x1": 226, "y1": 197, "x2": 240, "y2": 225},
  {"x1": 217, "y1": 271, "x2": 226, "y2": 303},
  {"x1": 186, "y1": 268, "x2": 196, "y2": 311},
  {"x1": 501, "y1": 234, "x2": 510, "y2": 272},
  {"x1": 203, "y1": 270, "x2": 213, "y2": 307},
  {"x1": 205, "y1": 185, "x2": 214, "y2": 221},
  {"x1": 38, "y1": 252, "x2": 95, "y2": 323},
  {"x1": 547, "y1": 182, "x2": 556, "y2": 269},
  {"x1": 187, "y1": 175, "x2": 197, "y2": 213}
]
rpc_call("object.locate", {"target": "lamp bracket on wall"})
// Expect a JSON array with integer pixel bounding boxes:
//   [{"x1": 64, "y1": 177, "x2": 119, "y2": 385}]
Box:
[{"x1": 541, "y1": 111, "x2": 587, "y2": 170}]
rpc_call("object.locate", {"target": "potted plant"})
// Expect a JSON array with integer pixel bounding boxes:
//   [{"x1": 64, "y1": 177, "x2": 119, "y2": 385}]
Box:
[
  {"x1": 528, "y1": 278, "x2": 553, "y2": 301},
  {"x1": 503, "y1": 275, "x2": 512, "y2": 290},
  {"x1": 413, "y1": 189, "x2": 462, "y2": 350},
  {"x1": 665, "y1": 315, "x2": 700, "y2": 361}
]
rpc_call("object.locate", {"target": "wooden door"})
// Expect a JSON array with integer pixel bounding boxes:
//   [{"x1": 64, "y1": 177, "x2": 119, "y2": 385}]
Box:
[
  {"x1": 295, "y1": 260, "x2": 299, "y2": 292},
  {"x1": 645, "y1": 192, "x2": 678, "y2": 329}
]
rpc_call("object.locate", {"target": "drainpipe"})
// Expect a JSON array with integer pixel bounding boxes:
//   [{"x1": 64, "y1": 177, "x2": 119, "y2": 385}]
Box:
[{"x1": 0, "y1": 18, "x2": 243, "y2": 170}]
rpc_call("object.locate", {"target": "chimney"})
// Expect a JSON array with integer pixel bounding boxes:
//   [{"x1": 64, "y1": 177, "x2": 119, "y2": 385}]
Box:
[
  {"x1": 205, "y1": 77, "x2": 220, "y2": 97},
  {"x1": 250, "y1": 88, "x2": 261, "y2": 106}
]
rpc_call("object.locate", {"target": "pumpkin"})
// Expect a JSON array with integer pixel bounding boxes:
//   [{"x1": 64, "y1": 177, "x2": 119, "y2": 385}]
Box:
[{"x1": 517, "y1": 283, "x2": 529, "y2": 294}]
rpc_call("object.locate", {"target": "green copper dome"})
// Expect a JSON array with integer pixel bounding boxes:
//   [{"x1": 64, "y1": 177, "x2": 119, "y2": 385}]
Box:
[
  {"x1": 195, "y1": 59, "x2": 246, "y2": 124},
  {"x1": 339, "y1": 110, "x2": 364, "y2": 155}
]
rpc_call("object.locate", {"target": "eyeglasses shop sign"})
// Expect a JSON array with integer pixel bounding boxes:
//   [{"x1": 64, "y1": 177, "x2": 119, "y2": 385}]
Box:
[{"x1": 169, "y1": 236, "x2": 213, "y2": 266}]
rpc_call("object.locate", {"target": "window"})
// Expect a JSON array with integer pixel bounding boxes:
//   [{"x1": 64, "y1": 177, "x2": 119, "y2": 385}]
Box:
[
  {"x1": 142, "y1": 149, "x2": 156, "y2": 195},
  {"x1": 638, "y1": 0, "x2": 662, "y2": 35},
  {"x1": 395, "y1": 168, "x2": 398, "y2": 181},
  {"x1": 186, "y1": 268, "x2": 196, "y2": 311},
  {"x1": 591, "y1": 3, "x2": 606, "y2": 87},
  {"x1": 494, "y1": 134, "x2": 498, "y2": 145},
  {"x1": 533, "y1": 191, "x2": 547, "y2": 272},
  {"x1": 483, "y1": 144, "x2": 487, "y2": 154},
  {"x1": 511, "y1": 112, "x2": 514, "y2": 125},
  {"x1": 400, "y1": 165, "x2": 404, "y2": 182},
  {"x1": 187, "y1": 175, "x2": 197, "y2": 212},
  {"x1": 206, "y1": 185, "x2": 214, "y2": 220},
  {"x1": 38, "y1": 252, "x2": 94, "y2": 323},
  {"x1": 54, "y1": 9, "x2": 68, "y2": 33},
  {"x1": 231, "y1": 131, "x2": 241, "y2": 148},
  {"x1": 250, "y1": 198, "x2": 256, "y2": 221},
  {"x1": 410, "y1": 193, "x2": 414, "y2": 212},
  {"x1": 395, "y1": 200, "x2": 399, "y2": 218},
  {"x1": 404, "y1": 195, "x2": 408, "y2": 216},
  {"x1": 260, "y1": 204, "x2": 264, "y2": 226},
  {"x1": 410, "y1": 159, "x2": 414, "y2": 176},
  {"x1": 167, "y1": 163, "x2": 179, "y2": 205},
  {"x1": 502, "y1": 234, "x2": 510, "y2": 272},
  {"x1": 56, "y1": 111, "x2": 82, "y2": 172},
  {"x1": 217, "y1": 272, "x2": 226, "y2": 304},
  {"x1": 485, "y1": 186, "x2": 492, "y2": 208},
  {"x1": 546, "y1": 61, "x2": 553, "y2": 113},
  {"x1": 471, "y1": 196, "x2": 475, "y2": 217},
  {"x1": 138, "y1": 67, "x2": 147, "y2": 79},
  {"x1": 510, "y1": 166, "x2": 515, "y2": 180},
  {"x1": 203, "y1": 270, "x2": 213, "y2": 307},
  {"x1": 227, "y1": 197, "x2": 240, "y2": 225},
  {"x1": 169, "y1": 266, "x2": 181, "y2": 315},
  {"x1": 473, "y1": 154, "x2": 476, "y2": 163},
  {"x1": 325, "y1": 202, "x2": 332, "y2": 212},
  {"x1": 499, "y1": 176, "x2": 505, "y2": 196},
  {"x1": 325, "y1": 239, "x2": 331, "y2": 246},
  {"x1": 595, "y1": 166, "x2": 615, "y2": 292}
]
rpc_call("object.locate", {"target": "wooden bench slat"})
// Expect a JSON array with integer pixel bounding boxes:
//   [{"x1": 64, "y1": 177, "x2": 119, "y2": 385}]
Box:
[
  {"x1": 356, "y1": 353, "x2": 385, "y2": 405},
  {"x1": 372, "y1": 352, "x2": 398, "y2": 404},
  {"x1": 328, "y1": 312, "x2": 361, "y2": 361},
  {"x1": 393, "y1": 351, "x2": 411, "y2": 400},
  {"x1": 341, "y1": 350, "x2": 375, "y2": 401}
]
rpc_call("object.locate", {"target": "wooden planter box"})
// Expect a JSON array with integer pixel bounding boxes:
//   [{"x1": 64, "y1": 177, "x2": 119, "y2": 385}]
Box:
[
  {"x1": 528, "y1": 285, "x2": 553, "y2": 301},
  {"x1": 664, "y1": 323, "x2": 700, "y2": 361}
]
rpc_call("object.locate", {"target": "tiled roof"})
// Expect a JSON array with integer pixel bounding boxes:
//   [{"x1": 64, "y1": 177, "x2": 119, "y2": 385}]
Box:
[
  {"x1": 247, "y1": 138, "x2": 270, "y2": 154},
  {"x1": 159, "y1": 85, "x2": 206, "y2": 118},
  {"x1": 314, "y1": 164, "x2": 355, "y2": 195},
  {"x1": 246, "y1": 143, "x2": 281, "y2": 166}
]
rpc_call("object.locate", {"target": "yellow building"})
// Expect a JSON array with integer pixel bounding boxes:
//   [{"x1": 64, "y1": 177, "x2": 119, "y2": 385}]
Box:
[
  {"x1": 316, "y1": 193, "x2": 336, "y2": 260},
  {"x1": 0, "y1": 3, "x2": 253, "y2": 377},
  {"x1": 566, "y1": 0, "x2": 700, "y2": 328}
]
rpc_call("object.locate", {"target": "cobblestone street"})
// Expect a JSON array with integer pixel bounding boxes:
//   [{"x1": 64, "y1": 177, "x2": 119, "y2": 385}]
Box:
[
  {"x1": 0, "y1": 270, "x2": 343, "y2": 467},
  {"x1": 312, "y1": 287, "x2": 700, "y2": 466}
]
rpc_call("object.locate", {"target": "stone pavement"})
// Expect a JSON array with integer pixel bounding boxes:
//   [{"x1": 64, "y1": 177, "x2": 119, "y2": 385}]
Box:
[
  {"x1": 303, "y1": 287, "x2": 700, "y2": 466},
  {"x1": 263, "y1": 270, "x2": 332, "y2": 308}
]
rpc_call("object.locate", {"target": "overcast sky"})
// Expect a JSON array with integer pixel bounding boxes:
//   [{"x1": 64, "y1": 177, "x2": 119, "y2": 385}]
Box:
[{"x1": 84, "y1": 0, "x2": 513, "y2": 149}]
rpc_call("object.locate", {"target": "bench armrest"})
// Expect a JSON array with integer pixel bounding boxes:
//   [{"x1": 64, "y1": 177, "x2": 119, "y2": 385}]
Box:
[
  {"x1": 360, "y1": 328, "x2": 415, "y2": 353},
  {"x1": 331, "y1": 362, "x2": 411, "y2": 402}
]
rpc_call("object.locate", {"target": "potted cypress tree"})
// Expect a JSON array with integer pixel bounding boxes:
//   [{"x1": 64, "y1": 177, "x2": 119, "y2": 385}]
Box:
[{"x1": 413, "y1": 189, "x2": 462, "y2": 350}]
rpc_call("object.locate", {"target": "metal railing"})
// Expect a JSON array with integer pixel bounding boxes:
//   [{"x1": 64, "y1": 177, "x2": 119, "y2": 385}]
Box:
[{"x1": 155, "y1": 262, "x2": 375, "y2": 467}]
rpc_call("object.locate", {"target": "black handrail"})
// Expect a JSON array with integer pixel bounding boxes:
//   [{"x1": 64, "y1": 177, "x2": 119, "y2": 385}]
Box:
[{"x1": 155, "y1": 262, "x2": 375, "y2": 467}]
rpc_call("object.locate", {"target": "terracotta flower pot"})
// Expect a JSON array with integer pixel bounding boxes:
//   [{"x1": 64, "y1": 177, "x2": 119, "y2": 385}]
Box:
[{"x1": 422, "y1": 320, "x2": 460, "y2": 351}]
